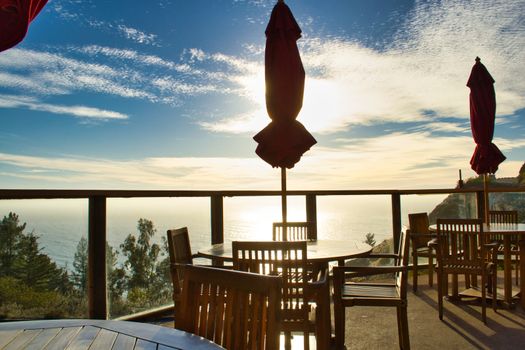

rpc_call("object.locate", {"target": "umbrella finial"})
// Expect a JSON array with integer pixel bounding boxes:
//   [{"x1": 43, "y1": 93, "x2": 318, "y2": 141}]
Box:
[{"x1": 475, "y1": 56, "x2": 481, "y2": 62}]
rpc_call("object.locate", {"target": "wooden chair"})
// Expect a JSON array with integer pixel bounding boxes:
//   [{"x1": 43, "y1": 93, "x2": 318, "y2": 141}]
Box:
[
  {"x1": 430, "y1": 218, "x2": 498, "y2": 324},
  {"x1": 489, "y1": 210, "x2": 520, "y2": 285},
  {"x1": 408, "y1": 213, "x2": 436, "y2": 292},
  {"x1": 232, "y1": 240, "x2": 329, "y2": 350},
  {"x1": 272, "y1": 221, "x2": 316, "y2": 241},
  {"x1": 332, "y1": 230, "x2": 410, "y2": 349},
  {"x1": 175, "y1": 265, "x2": 282, "y2": 350},
  {"x1": 167, "y1": 227, "x2": 228, "y2": 316}
]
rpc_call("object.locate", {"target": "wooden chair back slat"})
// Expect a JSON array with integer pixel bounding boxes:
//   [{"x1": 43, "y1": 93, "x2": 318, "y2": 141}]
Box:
[
  {"x1": 232, "y1": 240, "x2": 314, "y2": 349},
  {"x1": 167, "y1": 227, "x2": 193, "y2": 301},
  {"x1": 408, "y1": 213, "x2": 430, "y2": 248},
  {"x1": 176, "y1": 265, "x2": 282, "y2": 350},
  {"x1": 272, "y1": 222, "x2": 316, "y2": 241}
]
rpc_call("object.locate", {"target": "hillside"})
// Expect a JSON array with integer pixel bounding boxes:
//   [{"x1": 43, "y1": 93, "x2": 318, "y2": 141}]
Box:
[{"x1": 429, "y1": 162, "x2": 525, "y2": 223}]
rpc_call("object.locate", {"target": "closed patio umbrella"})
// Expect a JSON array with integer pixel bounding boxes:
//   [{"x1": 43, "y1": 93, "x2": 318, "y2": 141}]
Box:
[
  {"x1": 254, "y1": 0, "x2": 316, "y2": 224},
  {"x1": 0, "y1": 0, "x2": 48, "y2": 53},
  {"x1": 467, "y1": 57, "x2": 506, "y2": 224}
]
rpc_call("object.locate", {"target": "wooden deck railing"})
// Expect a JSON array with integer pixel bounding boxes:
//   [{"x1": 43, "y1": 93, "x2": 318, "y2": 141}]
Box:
[{"x1": 1, "y1": 187, "x2": 524, "y2": 319}]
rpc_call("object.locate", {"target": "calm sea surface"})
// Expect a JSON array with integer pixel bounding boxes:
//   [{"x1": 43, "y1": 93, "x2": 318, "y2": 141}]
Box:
[{"x1": 0, "y1": 194, "x2": 447, "y2": 270}]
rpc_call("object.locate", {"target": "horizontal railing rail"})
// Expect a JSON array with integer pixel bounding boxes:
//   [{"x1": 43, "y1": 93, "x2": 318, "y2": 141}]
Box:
[{"x1": 1, "y1": 186, "x2": 523, "y2": 319}]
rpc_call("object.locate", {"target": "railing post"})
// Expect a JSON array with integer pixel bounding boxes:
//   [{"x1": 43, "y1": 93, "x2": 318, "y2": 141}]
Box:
[
  {"x1": 88, "y1": 196, "x2": 107, "y2": 319},
  {"x1": 211, "y1": 194, "x2": 224, "y2": 244},
  {"x1": 476, "y1": 190, "x2": 485, "y2": 220},
  {"x1": 306, "y1": 194, "x2": 317, "y2": 240},
  {"x1": 391, "y1": 193, "x2": 401, "y2": 253}
]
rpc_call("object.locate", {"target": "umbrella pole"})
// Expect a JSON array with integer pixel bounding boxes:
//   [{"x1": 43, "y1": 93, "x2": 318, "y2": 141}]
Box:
[
  {"x1": 281, "y1": 167, "x2": 287, "y2": 224},
  {"x1": 483, "y1": 173, "x2": 490, "y2": 225}
]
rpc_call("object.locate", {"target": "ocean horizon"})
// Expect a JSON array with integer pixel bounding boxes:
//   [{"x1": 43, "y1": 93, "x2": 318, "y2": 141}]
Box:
[{"x1": 0, "y1": 194, "x2": 448, "y2": 270}]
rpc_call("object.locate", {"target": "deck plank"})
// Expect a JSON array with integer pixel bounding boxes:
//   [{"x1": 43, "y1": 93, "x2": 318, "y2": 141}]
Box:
[
  {"x1": 112, "y1": 333, "x2": 136, "y2": 350},
  {"x1": 24, "y1": 328, "x2": 62, "y2": 350},
  {"x1": 43, "y1": 326, "x2": 82, "y2": 350},
  {"x1": 65, "y1": 326, "x2": 100, "y2": 350},
  {"x1": 0, "y1": 330, "x2": 23, "y2": 348},
  {"x1": 3, "y1": 329, "x2": 41, "y2": 350},
  {"x1": 88, "y1": 328, "x2": 118, "y2": 349},
  {"x1": 134, "y1": 338, "x2": 158, "y2": 350},
  {"x1": 158, "y1": 345, "x2": 180, "y2": 350}
]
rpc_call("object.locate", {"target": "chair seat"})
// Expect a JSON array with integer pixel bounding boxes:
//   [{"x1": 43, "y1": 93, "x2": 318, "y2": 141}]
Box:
[
  {"x1": 414, "y1": 246, "x2": 434, "y2": 256},
  {"x1": 440, "y1": 263, "x2": 492, "y2": 273},
  {"x1": 342, "y1": 283, "x2": 401, "y2": 301}
]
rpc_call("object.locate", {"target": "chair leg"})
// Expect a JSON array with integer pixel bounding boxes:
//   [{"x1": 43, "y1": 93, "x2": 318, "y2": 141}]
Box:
[
  {"x1": 397, "y1": 305, "x2": 410, "y2": 350},
  {"x1": 481, "y1": 273, "x2": 487, "y2": 324},
  {"x1": 514, "y1": 254, "x2": 520, "y2": 286},
  {"x1": 412, "y1": 250, "x2": 418, "y2": 293},
  {"x1": 428, "y1": 255, "x2": 434, "y2": 287},
  {"x1": 303, "y1": 330, "x2": 309, "y2": 350},
  {"x1": 334, "y1": 301, "x2": 345, "y2": 349},
  {"x1": 492, "y1": 266, "x2": 498, "y2": 312},
  {"x1": 284, "y1": 331, "x2": 292, "y2": 350},
  {"x1": 437, "y1": 269, "x2": 444, "y2": 320}
]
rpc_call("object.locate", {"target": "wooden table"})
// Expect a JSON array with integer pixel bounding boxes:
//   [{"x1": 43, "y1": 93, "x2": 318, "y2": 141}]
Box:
[
  {"x1": 0, "y1": 319, "x2": 224, "y2": 350},
  {"x1": 484, "y1": 223, "x2": 525, "y2": 307},
  {"x1": 199, "y1": 239, "x2": 372, "y2": 346},
  {"x1": 198, "y1": 239, "x2": 372, "y2": 267},
  {"x1": 431, "y1": 223, "x2": 525, "y2": 308}
]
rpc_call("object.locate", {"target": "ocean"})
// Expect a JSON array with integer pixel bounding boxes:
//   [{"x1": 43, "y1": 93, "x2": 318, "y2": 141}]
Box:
[{"x1": 0, "y1": 194, "x2": 448, "y2": 270}]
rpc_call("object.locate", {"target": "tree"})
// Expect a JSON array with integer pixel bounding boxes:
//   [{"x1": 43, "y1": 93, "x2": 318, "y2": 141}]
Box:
[
  {"x1": 364, "y1": 232, "x2": 376, "y2": 247},
  {"x1": 120, "y1": 218, "x2": 161, "y2": 290},
  {"x1": 0, "y1": 212, "x2": 26, "y2": 276},
  {"x1": 72, "y1": 236, "x2": 88, "y2": 294},
  {"x1": 13, "y1": 231, "x2": 73, "y2": 294}
]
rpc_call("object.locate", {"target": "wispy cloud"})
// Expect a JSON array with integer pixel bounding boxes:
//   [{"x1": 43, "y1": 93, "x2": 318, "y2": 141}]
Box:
[
  {"x1": 0, "y1": 94, "x2": 128, "y2": 120},
  {"x1": 117, "y1": 25, "x2": 159, "y2": 46},
  {"x1": 52, "y1": 1, "x2": 161, "y2": 46},
  {"x1": 202, "y1": 0, "x2": 525, "y2": 135},
  {"x1": 1, "y1": 132, "x2": 523, "y2": 190}
]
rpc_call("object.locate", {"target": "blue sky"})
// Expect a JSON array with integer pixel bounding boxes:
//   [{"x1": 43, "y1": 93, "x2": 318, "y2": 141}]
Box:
[{"x1": 1, "y1": 0, "x2": 524, "y2": 190}]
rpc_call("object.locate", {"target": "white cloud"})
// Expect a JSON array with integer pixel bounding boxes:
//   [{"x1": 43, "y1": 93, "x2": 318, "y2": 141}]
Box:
[
  {"x1": 0, "y1": 94, "x2": 128, "y2": 120},
  {"x1": 202, "y1": 0, "x2": 525, "y2": 134},
  {"x1": 0, "y1": 132, "x2": 523, "y2": 190},
  {"x1": 117, "y1": 25, "x2": 159, "y2": 46}
]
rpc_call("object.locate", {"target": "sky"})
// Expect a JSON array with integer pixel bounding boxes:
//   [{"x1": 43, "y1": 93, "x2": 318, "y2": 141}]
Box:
[{"x1": 1, "y1": 0, "x2": 524, "y2": 191}]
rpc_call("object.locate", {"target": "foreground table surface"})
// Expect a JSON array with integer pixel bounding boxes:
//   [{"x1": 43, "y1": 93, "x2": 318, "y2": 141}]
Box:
[
  {"x1": 198, "y1": 239, "x2": 372, "y2": 264},
  {"x1": 0, "y1": 319, "x2": 224, "y2": 350}
]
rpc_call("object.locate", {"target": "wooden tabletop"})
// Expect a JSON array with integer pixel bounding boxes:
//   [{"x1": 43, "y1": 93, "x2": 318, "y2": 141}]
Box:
[
  {"x1": 198, "y1": 239, "x2": 372, "y2": 264},
  {"x1": 0, "y1": 319, "x2": 224, "y2": 350}
]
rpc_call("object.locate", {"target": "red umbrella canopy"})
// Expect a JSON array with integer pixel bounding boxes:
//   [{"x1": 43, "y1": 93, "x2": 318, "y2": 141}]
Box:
[
  {"x1": 253, "y1": 0, "x2": 316, "y2": 169},
  {"x1": 0, "y1": 0, "x2": 48, "y2": 53},
  {"x1": 467, "y1": 57, "x2": 506, "y2": 175}
]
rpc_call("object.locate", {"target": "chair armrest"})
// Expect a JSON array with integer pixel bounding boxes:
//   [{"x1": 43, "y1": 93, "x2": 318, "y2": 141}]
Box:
[
  {"x1": 307, "y1": 266, "x2": 329, "y2": 289},
  {"x1": 428, "y1": 238, "x2": 438, "y2": 248},
  {"x1": 333, "y1": 265, "x2": 407, "y2": 279},
  {"x1": 368, "y1": 253, "x2": 399, "y2": 259},
  {"x1": 484, "y1": 242, "x2": 499, "y2": 250}
]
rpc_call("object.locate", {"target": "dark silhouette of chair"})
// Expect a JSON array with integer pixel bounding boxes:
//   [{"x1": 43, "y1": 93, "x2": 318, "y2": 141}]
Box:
[
  {"x1": 175, "y1": 264, "x2": 282, "y2": 350},
  {"x1": 272, "y1": 221, "x2": 316, "y2": 241},
  {"x1": 332, "y1": 230, "x2": 410, "y2": 349},
  {"x1": 408, "y1": 212, "x2": 435, "y2": 292},
  {"x1": 232, "y1": 240, "x2": 329, "y2": 350},
  {"x1": 431, "y1": 218, "x2": 498, "y2": 324},
  {"x1": 167, "y1": 227, "x2": 229, "y2": 317},
  {"x1": 489, "y1": 210, "x2": 520, "y2": 285}
]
